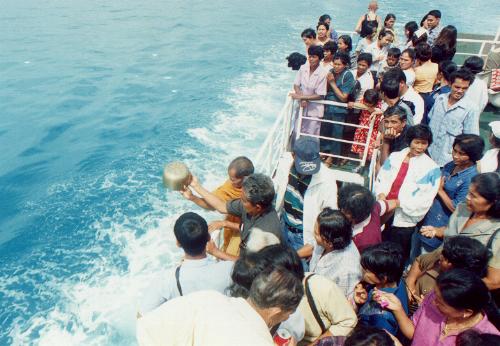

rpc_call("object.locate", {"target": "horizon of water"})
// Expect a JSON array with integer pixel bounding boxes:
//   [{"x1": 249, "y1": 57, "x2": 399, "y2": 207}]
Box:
[{"x1": 1, "y1": 0, "x2": 499, "y2": 344}]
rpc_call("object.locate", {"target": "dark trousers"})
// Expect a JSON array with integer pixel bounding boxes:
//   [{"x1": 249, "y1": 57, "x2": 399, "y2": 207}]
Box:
[{"x1": 382, "y1": 225, "x2": 415, "y2": 263}]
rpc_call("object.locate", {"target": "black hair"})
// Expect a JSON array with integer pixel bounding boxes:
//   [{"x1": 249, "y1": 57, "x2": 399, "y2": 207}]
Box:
[
  {"x1": 332, "y1": 51, "x2": 351, "y2": 67},
  {"x1": 457, "y1": 329, "x2": 500, "y2": 346},
  {"x1": 338, "y1": 35, "x2": 353, "y2": 52},
  {"x1": 361, "y1": 242, "x2": 405, "y2": 284},
  {"x1": 438, "y1": 60, "x2": 458, "y2": 82},
  {"x1": 380, "y1": 76, "x2": 400, "y2": 99},
  {"x1": 453, "y1": 134, "x2": 485, "y2": 162},
  {"x1": 387, "y1": 47, "x2": 401, "y2": 59},
  {"x1": 323, "y1": 41, "x2": 338, "y2": 55},
  {"x1": 173, "y1": 212, "x2": 210, "y2": 256},
  {"x1": 384, "y1": 13, "x2": 396, "y2": 26},
  {"x1": 434, "y1": 25, "x2": 457, "y2": 50},
  {"x1": 401, "y1": 48, "x2": 416, "y2": 61},
  {"x1": 384, "y1": 105, "x2": 407, "y2": 121},
  {"x1": 428, "y1": 10, "x2": 442, "y2": 19},
  {"x1": 442, "y1": 236, "x2": 490, "y2": 277},
  {"x1": 258, "y1": 244, "x2": 305, "y2": 280},
  {"x1": 437, "y1": 269, "x2": 490, "y2": 314},
  {"x1": 450, "y1": 68, "x2": 475, "y2": 85},
  {"x1": 463, "y1": 56, "x2": 485, "y2": 75},
  {"x1": 470, "y1": 173, "x2": 500, "y2": 218},
  {"x1": 404, "y1": 21, "x2": 418, "y2": 42},
  {"x1": 287, "y1": 52, "x2": 307, "y2": 71},
  {"x1": 420, "y1": 15, "x2": 428, "y2": 28},
  {"x1": 357, "y1": 52, "x2": 373, "y2": 66},
  {"x1": 228, "y1": 156, "x2": 254, "y2": 178},
  {"x1": 338, "y1": 183, "x2": 376, "y2": 224},
  {"x1": 228, "y1": 252, "x2": 267, "y2": 298},
  {"x1": 378, "y1": 28, "x2": 394, "y2": 41},
  {"x1": 406, "y1": 124, "x2": 433, "y2": 145},
  {"x1": 361, "y1": 21, "x2": 378, "y2": 38},
  {"x1": 308, "y1": 45, "x2": 324, "y2": 60},
  {"x1": 384, "y1": 67, "x2": 406, "y2": 83},
  {"x1": 415, "y1": 42, "x2": 432, "y2": 62},
  {"x1": 319, "y1": 14, "x2": 331, "y2": 23},
  {"x1": 301, "y1": 28, "x2": 316, "y2": 39},
  {"x1": 317, "y1": 22, "x2": 329, "y2": 31},
  {"x1": 242, "y1": 173, "x2": 275, "y2": 209},
  {"x1": 317, "y1": 208, "x2": 352, "y2": 250},
  {"x1": 345, "y1": 325, "x2": 395, "y2": 346},
  {"x1": 363, "y1": 89, "x2": 379, "y2": 106}
]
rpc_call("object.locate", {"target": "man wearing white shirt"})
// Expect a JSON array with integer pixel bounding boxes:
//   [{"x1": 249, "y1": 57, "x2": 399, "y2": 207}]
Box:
[
  {"x1": 385, "y1": 68, "x2": 424, "y2": 124},
  {"x1": 462, "y1": 56, "x2": 489, "y2": 114},
  {"x1": 138, "y1": 212, "x2": 233, "y2": 316}
]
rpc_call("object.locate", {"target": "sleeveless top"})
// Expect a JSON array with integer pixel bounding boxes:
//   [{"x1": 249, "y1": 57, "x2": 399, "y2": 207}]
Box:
[
  {"x1": 352, "y1": 201, "x2": 383, "y2": 253},
  {"x1": 360, "y1": 14, "x2": 379, "y2": 38}
]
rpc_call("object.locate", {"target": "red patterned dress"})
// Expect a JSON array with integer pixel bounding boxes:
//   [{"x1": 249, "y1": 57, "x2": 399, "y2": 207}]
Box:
[{"x1": 351, "y1": 102, "x2": 382, "y2": 159}]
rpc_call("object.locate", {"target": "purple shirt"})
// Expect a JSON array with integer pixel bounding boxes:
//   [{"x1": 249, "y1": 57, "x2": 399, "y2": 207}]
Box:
[
  {"x1": 411, "y1": 291, "x2": 500, "y2": 346},
  {"x1": 294, "y1": 63, "x2": 328, "y2": 119}
]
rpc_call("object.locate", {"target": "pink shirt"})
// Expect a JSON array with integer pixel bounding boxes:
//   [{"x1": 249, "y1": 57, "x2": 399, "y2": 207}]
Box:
[
  {"x1": 294, "y1": 63, "x2": 328, "y2": 118},
  {"x1": 411, "y1": 291, "x2": 500, "y2": 346}
]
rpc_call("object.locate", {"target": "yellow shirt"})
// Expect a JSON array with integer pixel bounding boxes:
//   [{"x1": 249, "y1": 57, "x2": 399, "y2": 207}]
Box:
[
  {"x1": 212, "y1": 180, "x2": 242, "y2": 255},
  {"x1": 414, "y1": 61, "x2": 438, "y2": 93}
]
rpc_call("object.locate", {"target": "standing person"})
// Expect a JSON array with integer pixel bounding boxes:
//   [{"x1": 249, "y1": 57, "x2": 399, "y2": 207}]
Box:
[
  {"x1": 137, "y1": 212, "x2": 234, "y2": 316},
  {"x1": 426, "y1": 10, "x2": 443, "y2": 46},
  {"x1": 377, "y1": 47, "x2": 401, "y2": 79},
  {"x1": 350, "y1": 53, "x2": 374, "y2": 103},
  {"x1": 290, "y1": 45, "x2": 328, "y2": 137},
  {"x1": 316, "y1": 22, "x2": 332, "y2": 46},
  {"x1": 374, "y1": 269, "x2": 500, "y2": 345},
  {"x1": 402, "y1": 21, "x2": 419, "y2": 49},
  {"x1": 309, "y1": 208, "x2": 362, "y2": 298},
  {"x1": 366, "y1": 29, "x2": 395, "y2": 83},
  {"x1": 379, "y1": 75, "x2": 415, "y2": 125},
  {"x1": 137, "y1": 268, "x2": 304, "y2": 346},
  {"x1": 319, "y1": 14, "x2": 339, "y2": 43},
  {"x1": 301, "y1": 28, "x2": 319, "y2": 54},
  {"x1": 188, "y1": 173, "x2": 282, "y2": 261},
  {"x1": 428, "y1": 68, "x2": 479, "y2": 167},
  {"x1": 478, "y1": 121, "x2": 500, "y2": 173},
  {"x1": 414, "y1": 43, "x2": 438, "y2": 95},
  {"x1": 462, "y1": 56, "x2": 488, "y2": 114},
  {"x1": 382, "y1": 14, "x2": 399, "y2": 46},
  {"x1": 413, "y1": 134, "x2": 483, "y2": 256},
  {"x1": 431, "y1": 25, "x2": 457, "y2": 63},
  {"x1": 321, "y1": 41, "x2": 338, "y2": 70},
  {"x1": 351, "y1": 89, "x2": 382, "y2": 161},
  {"x1": 338, "y1": 34, "x2": 357, "y2": 67},
  {"x1": 181, "y1": 156, "x2": 254, "y2": 256},
  {"x1": 355, "y1": 23, "x2": 378, "y2": 56},
  {"x1": 273, "y1": 137, "x2": 338, "y2": 261},
  {"x1": 355, "y1": 1, "x2": 382, "y2": 38},
  {"x1": 399, "y1": 48, "x2": 416, "y2": 87},
  {"x1": 387, "y1": 68, "x2": 424, "y2": 124},
  {"x1": 322, "y1": 52, "x2": 356, "y2": 162},
  {"x1": 374, "y1": 125, "x2": 441, "y2": 260},
  {"x1": 422, "y1": 60, "x2": 457, "y2": 124}
]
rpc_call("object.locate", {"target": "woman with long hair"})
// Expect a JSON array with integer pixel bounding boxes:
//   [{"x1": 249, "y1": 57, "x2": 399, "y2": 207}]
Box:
[
  {"x1": 431, "y1": 25, "x2": 458, "y2": 63},
  {"x1": 383, "y1": 13, "x2": 399, "y2": 46},
  {"x1": 403, "y1": 21, "x2": 419, "y2": 49}
]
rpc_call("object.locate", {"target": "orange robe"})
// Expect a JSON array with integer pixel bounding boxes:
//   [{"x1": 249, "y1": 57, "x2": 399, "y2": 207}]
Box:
[{"x1": 212, "y1": 180, "x2": 242, "y2": 256}]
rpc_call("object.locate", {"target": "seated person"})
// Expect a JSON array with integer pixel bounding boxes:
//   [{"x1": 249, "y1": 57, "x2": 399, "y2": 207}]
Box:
[
  {"x1": 309, "y1": 208, "x2": 362, "y2": 298},
  {"x1": 379, "y1": 105, "x2": 410, "y2": 166},
  {"x1": 412, "y1": 134, "x2": 483, "y2": 256},
  {"x1": 375, "y1": 125, "x2": 441, "y2": 260},
  {"x1": 342, "y1": 325, "x2": 399, "y2": 346},
  {"x1": 456, "y1": 329, "x2": 500, "y2": 346},
  {"x1": 273, "y1": 137, "x2": 337, "y2": 261},
  {"x1": 406, "y1": 236, "x2": 490, "y2": 306},
  {"x1": 338, "y1": 183, "x2": 398, "y2": 253},
  {"x1": 137, "y1": 212, "x2": 234, "y2": 316},
  {"x1": 375, "y1": 269, "x2": 500, "y2": 345},
  {"x1": 181, "y1": 156, "x2": 254, "y2": 256},
  {"x1": 356, "y1": 242, "x2": 409, "y2": 337},
  {"x1": 188, "y1": 173, "x2": 282, "y2": 261},
  {"x1": 137, "y1": 268, "x2": 304, "y2": 346}
]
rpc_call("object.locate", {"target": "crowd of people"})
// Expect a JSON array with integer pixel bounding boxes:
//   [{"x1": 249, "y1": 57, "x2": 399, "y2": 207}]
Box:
[{"x1": 136, "y1": 2, "x2": 500, "y2": 345}]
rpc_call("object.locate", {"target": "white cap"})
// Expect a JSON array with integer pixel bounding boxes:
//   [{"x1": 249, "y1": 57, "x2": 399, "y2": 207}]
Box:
[{"x1": 489, "y1": 121, "x2": 500, "y2": 138}]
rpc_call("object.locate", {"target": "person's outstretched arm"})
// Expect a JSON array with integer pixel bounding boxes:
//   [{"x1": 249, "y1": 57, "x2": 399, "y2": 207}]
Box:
[{"x1": 189, "y1": 175, "x2": 228, "y2": 214}]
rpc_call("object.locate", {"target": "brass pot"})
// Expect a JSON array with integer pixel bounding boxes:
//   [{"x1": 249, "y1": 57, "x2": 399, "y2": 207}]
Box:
[{"x1": 162, "y1": 162, "x2": 191, "y2": 191}]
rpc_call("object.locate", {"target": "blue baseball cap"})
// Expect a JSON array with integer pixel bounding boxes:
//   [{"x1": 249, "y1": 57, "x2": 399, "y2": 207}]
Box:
[{"x1": 293, "y1": 137, "x2": 321, "y2": 175}]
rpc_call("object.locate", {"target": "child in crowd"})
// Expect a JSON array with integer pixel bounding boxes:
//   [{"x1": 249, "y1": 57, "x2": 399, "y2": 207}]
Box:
[
  {"x1": 321, "y1": 41, "x2": 338, "y2": 70},
  {"x1": 356, "y1": 242, "x2": 409, "y2": 337},
  {"x1": 377, "y1": 47, "x2": 401, "y2": 82},
  {"x1": 310, "y1": 208, "x2": 362, "y2": 298},
  {"x1": 351, "y1": 89, "x2": 383, "y2": 161},
  {"x1": 338, "y1": 183, "x2": 398, "y2": 253}
]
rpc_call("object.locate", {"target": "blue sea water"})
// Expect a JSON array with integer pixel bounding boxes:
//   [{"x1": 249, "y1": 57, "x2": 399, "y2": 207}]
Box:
[{"x1": 0, "y1": 0, "x2": 498, "y2": 344}]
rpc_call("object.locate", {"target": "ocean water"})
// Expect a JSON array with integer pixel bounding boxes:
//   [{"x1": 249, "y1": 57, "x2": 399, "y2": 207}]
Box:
[{"x1": 0, "y1": 0, "x2": 498, "y2": 344}]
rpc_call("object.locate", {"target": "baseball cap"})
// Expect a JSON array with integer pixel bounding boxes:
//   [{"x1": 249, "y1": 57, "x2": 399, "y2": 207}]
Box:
[
  {"x1": 489, "y1": 121, "x2": 500, "y2": 139},
  {"x1": 293, "y1": 137, "x2": 321, "y2": 175}
]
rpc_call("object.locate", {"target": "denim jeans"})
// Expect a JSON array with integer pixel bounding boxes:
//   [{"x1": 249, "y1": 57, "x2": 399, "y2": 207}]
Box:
[{"x1": 281, "y1": 218, "x2": 309, "y2": 271}]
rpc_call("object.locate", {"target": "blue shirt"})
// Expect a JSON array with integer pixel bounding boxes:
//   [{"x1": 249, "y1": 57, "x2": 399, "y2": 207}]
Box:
[
  {"x1": 325, "y1": 69, "x2": 355, "y2": 115},
  {"x1": 428, "y1": 93, "x2": 480, "y2": 166},
  {"x1": 419, "y1": 162, "x2": 478, "y2": 249},
  {"x1": 358, "y1": 280, "x2": 409, "y2": 336}
]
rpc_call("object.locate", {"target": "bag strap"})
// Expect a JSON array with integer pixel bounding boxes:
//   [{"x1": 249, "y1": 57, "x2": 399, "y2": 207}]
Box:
[
  {"x1": 305, "y1": 274, "x2": 327, "y2": 334},
  {"x1": 175, "y1": 266, "x2": 183, "y2": 296},
  {"x1": 487, "y1": 228, "x2": 500, "y2": 251}
]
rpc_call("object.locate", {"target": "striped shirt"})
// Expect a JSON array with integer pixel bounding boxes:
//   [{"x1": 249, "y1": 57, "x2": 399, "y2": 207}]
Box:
[{"x1": 283, "y1": 166, "x2": 312, "y2": 231}]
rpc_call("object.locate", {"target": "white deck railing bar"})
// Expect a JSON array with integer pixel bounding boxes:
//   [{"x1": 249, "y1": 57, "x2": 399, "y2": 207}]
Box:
[{"x1": 302, "y1": 115, "x2": 371, "y2": 130}]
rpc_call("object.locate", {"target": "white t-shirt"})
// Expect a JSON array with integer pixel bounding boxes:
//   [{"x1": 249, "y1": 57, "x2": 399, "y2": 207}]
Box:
[
  {"x1": 464, "y1": 77, "x2": 488, "y2": 113},
  {"x1": 351, "y1": 68, "x2": 374, "y2": 102},
  {"x1": 365, "y1": 41, "x2": 389, "y2": 73},
  {"x1": 403, "y1": 69, "x2": 416, "y2": 87},
  {"x1": 137, "y1": 291, "x2": 274, "y2": 346},
  {"x1": 479, "y1": 148, "x2": 499, "y2": 173},
  {"x1": 401, "y1": 86, "x2": 425, "y2": 124}
]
